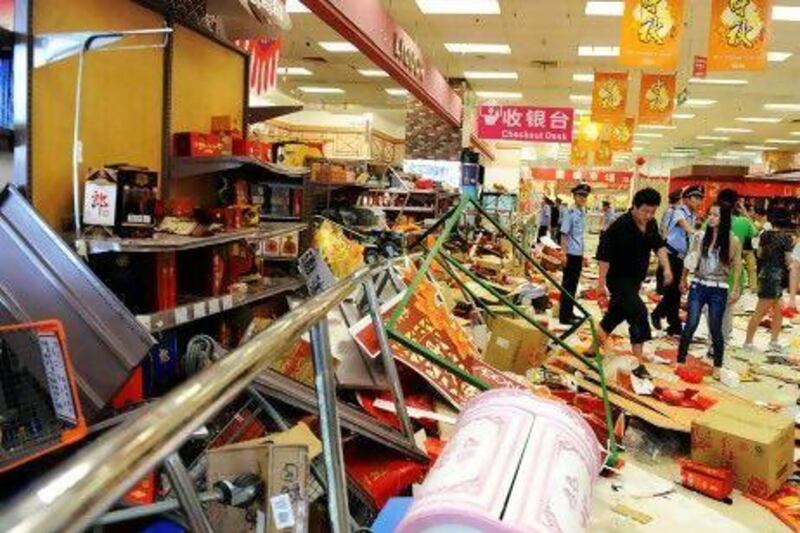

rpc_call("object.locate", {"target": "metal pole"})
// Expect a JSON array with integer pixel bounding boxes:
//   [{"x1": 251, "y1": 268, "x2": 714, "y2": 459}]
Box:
[
  {"x1": 162, "y1": 453, "x2": 214, "y2": 533},
  {"x1": 363, "y1": 278, "x2": 416, "y2": 442},
  {"x1": 96, "y1": 490, "x2": 222, "y2": 526},
  {"x1": 309, "y1": 320, "x2": 350, "y2": 533}
]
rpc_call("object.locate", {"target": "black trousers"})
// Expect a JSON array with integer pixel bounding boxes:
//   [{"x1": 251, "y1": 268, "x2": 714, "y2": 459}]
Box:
[
  {"x1": 537, "y1": 225, "x2": 549, "y2": 241},
  {"x1": 559, "y1": 254, "x2": 583, "y2": 322},
  {"x1": 600, "y1": 278, "x2": 652, "y2": 345},
  {"x1": 652, "y1": 253, "x2": 685, "y2": 332}
]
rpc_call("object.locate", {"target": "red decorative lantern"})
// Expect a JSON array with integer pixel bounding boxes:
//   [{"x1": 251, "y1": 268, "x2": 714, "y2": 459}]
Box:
[{"x1": 635, "y1": 156, "x2": 646, "y2": 167}]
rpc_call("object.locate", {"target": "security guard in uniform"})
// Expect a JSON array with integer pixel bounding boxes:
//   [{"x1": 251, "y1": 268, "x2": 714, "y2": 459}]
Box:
[{"x1": 559, "y1": 183, "x2": 591, "y2": 325}]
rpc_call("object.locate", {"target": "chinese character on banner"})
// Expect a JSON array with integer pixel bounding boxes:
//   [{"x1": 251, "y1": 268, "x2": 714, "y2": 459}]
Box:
[
  {"x1": 593, "y1": 141, "x2": 614, "y2": 167},
  {"x1": 708, "y1": 0, "x2": 771, "y2": 71},
  {"x1": 609, "y1": 117, "x2": 635, "y2": 152},
  {"x1": 620, "y1": 0, "x2": 685, "y2": 70},
  {"x1": 638, "y1": 73, "x2": 676, "y2": 124},
  {"x1": 476, "y1": 105, "x2": 574, "y2": 143},
  {"x1": 592, "y1": 72, "x2": 629, "y2": 123},
  {"x1": 570, "y1": 142, "x2": 590, "y2": 168},
  {"x1": 236, "y1": 38, "x2": 282, "y2": 96}
]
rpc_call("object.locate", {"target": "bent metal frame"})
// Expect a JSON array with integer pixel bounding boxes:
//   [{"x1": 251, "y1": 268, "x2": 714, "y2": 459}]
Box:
[{"x1": 384, "y1": 194, "x2": 620, "y2": 465}]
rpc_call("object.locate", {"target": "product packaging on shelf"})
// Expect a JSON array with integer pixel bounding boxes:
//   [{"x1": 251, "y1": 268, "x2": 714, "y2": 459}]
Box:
[{"x1": 173, "y1": 132, "x2": 223, "y2": 157}]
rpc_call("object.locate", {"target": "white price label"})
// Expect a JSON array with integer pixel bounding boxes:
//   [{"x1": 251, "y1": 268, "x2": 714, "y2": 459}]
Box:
[
  {"x1": 221, "y1": 295, "x2": 234, "y2": 310},
  {"x1": 193, "y1": 302, "x2": 207, "y2": 319},
  {"x1": 270, "y1": 493, "x2": 295, "y2": 530},
  {"x1": 136, "y1": 315, "x2": 152, "y2": 330},
  {"x1": 208, "y1": 298, "x2": 221, "y2": 315},
  {"x1": 38, "y1": 334, "x2": 78, "y2": 424},
  {"x1": 175, "y1": 307, "x2": 189, "y2": 324}
]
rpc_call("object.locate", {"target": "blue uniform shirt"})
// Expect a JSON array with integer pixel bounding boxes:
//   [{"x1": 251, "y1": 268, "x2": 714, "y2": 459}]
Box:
[
  {"x1": 665, "y1": 204, "x2": 694, "y2": 256},
  {"x1": 560, "y1": 206, "x2": 586, "y2": 256},
  {"x1": 602, "y1": 209, "x2": 616, "y2": 231}
]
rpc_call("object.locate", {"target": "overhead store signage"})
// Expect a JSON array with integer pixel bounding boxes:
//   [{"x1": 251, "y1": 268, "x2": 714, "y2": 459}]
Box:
[
  {"x1": 620, "y1": 0, "x2": 685, "y2": 71},
  {"x1": 638, "y1": 73, "x2": 676, "y2": 124},
  {"x1": 476, "y1": 105, "x2": 574, "y2": 143},
  {"x1": 609, "y1": 117, "x2": 635, "y2": 152},
  {"x1": 592, "y1": 72, "x2": 629, "y2": 123},
  {"x1": 708, "y1": 0, "x2": 772, "y2": 71},
  {"x1": 302, "y1": 0, "x2": 462, "y2": 127},
  {"x1": 527, "y1": 167, "x2": 633, "y2": 187}
]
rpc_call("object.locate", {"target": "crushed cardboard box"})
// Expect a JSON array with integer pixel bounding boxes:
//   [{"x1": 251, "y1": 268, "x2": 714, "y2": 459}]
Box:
[{"x1": 483, "y1": 315, "x2": 550, "y2": 375}]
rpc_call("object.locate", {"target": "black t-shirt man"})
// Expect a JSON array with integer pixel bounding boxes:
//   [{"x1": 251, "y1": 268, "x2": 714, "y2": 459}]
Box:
[{"x1": 594, "y1": 188, "x2": 672, "y2": 364}]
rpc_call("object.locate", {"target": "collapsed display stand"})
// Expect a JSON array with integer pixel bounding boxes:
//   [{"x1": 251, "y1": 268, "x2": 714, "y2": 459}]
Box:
[{"x1": 385, "y1": 195, "x2": 620, "y2": 466}]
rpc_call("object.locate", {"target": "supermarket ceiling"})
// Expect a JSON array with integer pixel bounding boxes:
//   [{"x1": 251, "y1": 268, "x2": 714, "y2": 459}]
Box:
[{"x1": 279, "y1": 0, "x2": 800, "y2": 163}]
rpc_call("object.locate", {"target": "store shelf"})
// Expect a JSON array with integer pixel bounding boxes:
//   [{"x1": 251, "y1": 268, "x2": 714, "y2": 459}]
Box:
[
  {"x1": 367, "y1": 206, "x2": 435, "y2": 213},
  {"x1": 136, "y1": 277, "x2": 304, "y2": 333},
  {"x1": 309, "y1": 181, "x2": 369, "y2": 190},
  {"x1": 263, "y1": 256, "x2": 298, "y2": 262},
  {"x1": 260, "y1": 214, "x2": 302, "y2": 222},
  {"x1": 368, "y1": 188, "x2": 459, "y2": 197},
  {"x1": 85, "y1": 222, "x2": 307, "y2": 254},
  {"x1": 170, "y1": 155, "x2": 309, "y2": 179}
]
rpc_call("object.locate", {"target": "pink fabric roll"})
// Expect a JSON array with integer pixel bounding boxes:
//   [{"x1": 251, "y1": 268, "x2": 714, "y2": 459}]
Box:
[{"x1": 397, "y1": 389, "x2": 602, "y2": 533}]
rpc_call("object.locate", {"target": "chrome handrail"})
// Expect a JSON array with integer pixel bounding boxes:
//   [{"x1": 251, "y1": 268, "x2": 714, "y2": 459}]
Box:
[{"x1": 0, "y1": 264, "x2": 385, "y2": 533}]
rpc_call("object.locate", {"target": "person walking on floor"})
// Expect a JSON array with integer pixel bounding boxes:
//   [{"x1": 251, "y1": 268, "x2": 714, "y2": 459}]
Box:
[
  {"x1": 651, "y1": 186, "x2": 703, "y2": 337},
  {"x1": 594, "y1": 188, "x2": 673, "y2": 367},
  {"x1": 601, "y1": 200, "x2": 616, "y2": 235},
  {"x1": 559, "y1": 184, "x2": 591, "y2": 325},
  {"x1": 659, "y1": 189, "x2": 683, "y2": 237},
  {"x1": 677, "y1": 202, "x2": 742, "y2": 377},
  {"x1": 538, "y1": 197, "x2": 552, "y2": 242},
  {"x1": 743, "y1": 213, "x2": 796, "y2": 354}
]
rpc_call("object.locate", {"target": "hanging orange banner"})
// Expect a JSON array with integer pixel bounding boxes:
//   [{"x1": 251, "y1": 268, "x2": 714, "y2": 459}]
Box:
[
  {"x1": 594, "y1": 142, "x2": 614, "y2": 167},
  {"x1": 609, "y1": 117, "x2": 636, "y2": 152},
  {"x1": 638, "y1": 73, "x2": 676, "y2": 124},
  {"x1": 570, "y1": 142, "x2": 590, "y2": 168},
  {"x1": 620, "y1": 0, "x2": 685, "y2": 71},
  {"x1": 708, "y1": 0, "x2": 772, "y2": 71},
  {"x1": 591, "y1": 72, "x2": 629, "y2": 123},
  {"x1": 576, "y1": 116, "x2": 604, "y2": 151}
]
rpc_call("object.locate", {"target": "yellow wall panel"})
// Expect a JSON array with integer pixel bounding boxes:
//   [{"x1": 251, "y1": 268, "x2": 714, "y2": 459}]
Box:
[{"x1": 33, "y1": 0, "x2": 164, "y2": 229}]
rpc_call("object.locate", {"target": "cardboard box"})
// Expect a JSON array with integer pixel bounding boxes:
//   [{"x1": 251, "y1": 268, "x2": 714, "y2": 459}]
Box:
[
  {"x1": 173, "y1": 132, "x2": 222, "y2": 157},
  {"x1": 691, "y1": 402, "x2": 794, "y2": 497},
  {"x1": 483, "y1": 315, "x2": 549, "y2": 374}
]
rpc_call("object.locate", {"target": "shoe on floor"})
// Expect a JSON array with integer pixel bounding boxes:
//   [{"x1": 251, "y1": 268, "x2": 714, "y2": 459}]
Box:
[
  {"x1": 632, "y1": 364, "x2": 652, "y2": 380},
  {"x1": 741, "y1": 342, "x2": 756, "y2": 353},
  {"x1": 766, "y1": 342, "x2": 786, "y2": 355}
]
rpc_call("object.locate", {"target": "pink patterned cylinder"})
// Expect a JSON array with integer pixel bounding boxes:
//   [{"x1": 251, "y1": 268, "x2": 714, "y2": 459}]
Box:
[{"x1": 397, "y1": 389, "x2": 602, "y2": 533}]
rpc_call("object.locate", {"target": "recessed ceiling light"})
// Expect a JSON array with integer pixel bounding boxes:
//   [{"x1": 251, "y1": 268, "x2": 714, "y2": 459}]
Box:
[
  {"x1": 714, "y1": 127, "x2": 753, "y2": 133},
  {"x1": 736, "y1": 117, "x2": 782, "y2": 123},
  {"x1": 357, "y1": 69, "x2": 389, "y2": 77},
  {"x1": 764, "y1": 103, "x2": 800, "y2": 111},
  {"x1": 464, "y1": 71, "x2": 518, "y2": 80},
  {"x1": 572, "y1": 73, "x2": 595, "y2": 83},
  {"x1": 445, "y1": 43, "x2": 511, "y2": 54},
  {"x1": 416, "y1": 0, "x2": 500, "y2": 14},
  {"x1": 569, "y1": 94, "x2": 592, "y2": 103},
  {"x1": 585, "y1": 1, "x2": 624, "y2": 16},
  {"x1": 684, "y1": 99, "x2": 718, "y2": 107},
  {"x1": 639, "y1": 125, "x2": 677, "y2": 130},
  {"x1": 696, "y1": 135, "x2": 730, "y2": 141},
  {"x1": 689, "y1": 77, "x2": 748, "y2": 86},
  {"x1": 774, "y1": 5, "x2": 800, "y2": 21},
  {"x1": 745, "y1": 145, "x2": 779, "y2": 151},
  {"x1": 385, "y1": 88, "x2": 409, "y2": 97},
  {"x1": 277, "y1": 67, "x2": 313, "y2": 76},
  {"x1": 578, "y1": 45, "x2": 620, "y2": 57},
  {"x1": 673, "y1": 113, "x2": 696, "y2": 119},
  {"x1": 765, "y1": 138, "x2": 800, "y2": 144},
  {"x1": 635, "y1": 133, "x2": 663, "y2": 138},
  {"x1": 285, "y1": 0, "x2": 310, "y2": 13},
  {"x1": 768, "y1": 51, "x2": 793, "y2": 62},
  {"x1": 298, "y1": 86, "x2": 345, "y2": 94},
  {"x1": 476, "y1": 91, "x2": 523, "y2": 99},
  {"x1": 319, "y1": 41, "x2": 358, "y2": 52}
]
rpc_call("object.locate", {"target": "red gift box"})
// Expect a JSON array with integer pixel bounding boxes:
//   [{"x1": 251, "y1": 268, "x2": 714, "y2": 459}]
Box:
[
  {"x1": 680, "y1": 459, "x2": 734, "y2": 501},
  {"x1": 173, "y1": 132, "x2": 223, "y2": 157}
]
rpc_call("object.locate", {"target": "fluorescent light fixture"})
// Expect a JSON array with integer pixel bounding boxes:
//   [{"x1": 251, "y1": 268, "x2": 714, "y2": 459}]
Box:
[
  {"x1": 574, "y1": 109, "x2": 591, "y2": 115},
  {"x1": 635, "y1": 133, "x2": 663, "y2": 138},
  {"x1": 569, "y1": 94, "x2": 592, "y2": 103},
  {"x1": 445, "y1": 42, "x2": 511, "y2": 54},
  {"x1": 319, "y1": 41, "x2": 358, "y2": 52},
  {"x1": 633, "y1": 146, "x2": 645, "y2": 152},
  {"x1": 358, "y1": 69, "x2": 389, "y2": 77},
  {"x1": 417, "y1": 0, "x2": 500, "y2": 14},
  {"x1": 633, "y1": 139, "x2": 651, "y2": 144},
  {"x1": 285, "y1": 0, "x2": 310, "y2": 13},
  {"x1": 464, "y1": 71, "x2": 518, "y2": 80},
  {"x1": 277, "y1": 67, "x2": 312, "y2": 76},
  {"x1": 736, "y1": 116, "x2": 782, "y2": 123},
  {"x1": 791, "y1": 132, "x2": 800, "y2": 136},
  {"x1": 298, "y1": 86, "x2": 345, "y2": 94},
  {"x1": 476, "y1": 91, "x2": 523, "y2": 99},
  {"x1": 662, "y1": 152, "x2": 693, "y2": 158},
  {"x1": 696, "y1": 135, "x2": 730, "y2": 141},
  {"x1": 673, "y1": 113, "x2": 696, "y2": 119},
  {"x1": 578, "y1": 45, "x2": 620, "y2": 57},
  {"x1": 714, "y1": 154, "x2": 744, "y2": 160},
  {"x1": 774, "y1": 5, "x2": 800, "y2": 21},
  {"x1": 713, "y1": 127, "x2": 753, "y2": 133},
  {"x1": 768, "y1": 51, "x2": 793, "y2": 62},
  {"x1": 585, "y1": 1, "x2": 624, "y2": 16},
  {"x1": 698, "y1": 143, "x2": 716, "y2": 147},
  {"x1": 726, "y1": 150, "x2": 759, "y2": 156},
  {"x1": 385, "y1": 88, "x2": 409, "y2": 97},
  {"x1": 745, "y1": 145, "x2": 779, "y2": 151},
  {"x1": 764, "y1": 103, "x2": 800, "y2": 111},
  {"x1": 684, "y1": 98, "x2": 718, "y2": 107},
  {"x1": 765, "y1": 138, "x2": 800, "y2": 144},
  {"x1": 639, "y1": 124, "x2": 677, "y2": 130},
  {"x1": 689, "y1": 77, "x2": 748, "y2": 86},
  {"x1": 572, "y1": 73, "x2": 595, "y2": 83}
]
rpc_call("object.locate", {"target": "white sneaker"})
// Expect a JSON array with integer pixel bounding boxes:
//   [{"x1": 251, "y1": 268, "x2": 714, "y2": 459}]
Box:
[
  {"x1": 766, "y1": 342, "x2": 786, "y2": 355},
  {"x1": 741, "y1": 343, "x2": 756, "y2": 353}
]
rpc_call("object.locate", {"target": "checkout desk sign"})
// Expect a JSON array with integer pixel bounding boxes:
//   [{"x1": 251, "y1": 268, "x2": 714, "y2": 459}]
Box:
[{"x1": 0, "y1": 320, "x2": 88, "y2": 473}]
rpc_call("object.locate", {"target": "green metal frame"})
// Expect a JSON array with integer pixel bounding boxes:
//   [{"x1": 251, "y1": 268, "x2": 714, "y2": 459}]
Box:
[{"x1": 384, "y1": 195, "x2": 620, "y2": 465}]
